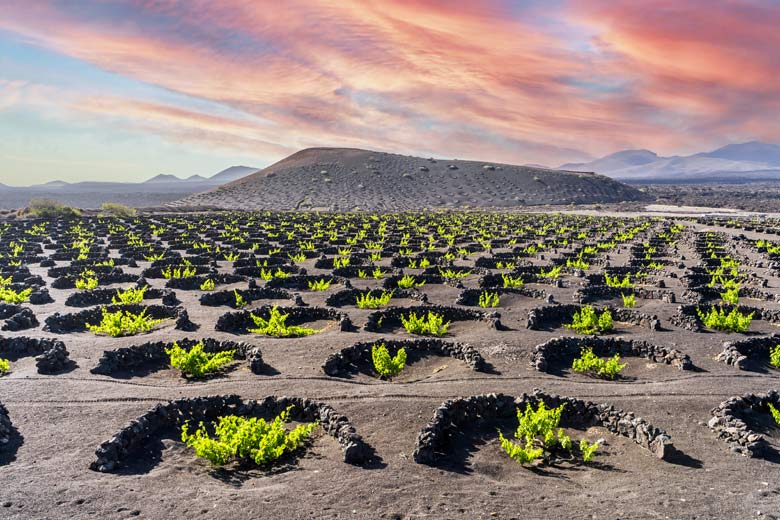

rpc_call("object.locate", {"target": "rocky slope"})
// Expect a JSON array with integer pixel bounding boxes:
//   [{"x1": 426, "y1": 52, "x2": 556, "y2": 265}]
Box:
[{"x1": 174, "y1": 148, "x2": 648, "y2": 211}]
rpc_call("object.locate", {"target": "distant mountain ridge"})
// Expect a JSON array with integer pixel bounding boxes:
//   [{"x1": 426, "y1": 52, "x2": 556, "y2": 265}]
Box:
[
  {"x1": 0, "y1": 165, "x2": 259, "y2": 209},
  {"x1": 144, "y1": 166, "x2": 258, "y2": 184},
  {"x1": 1, "y1": 165, "x2": 259, "y2": 190},
  {"x1": 560, "y1": 142, "x2": 780, "y2": 182}
]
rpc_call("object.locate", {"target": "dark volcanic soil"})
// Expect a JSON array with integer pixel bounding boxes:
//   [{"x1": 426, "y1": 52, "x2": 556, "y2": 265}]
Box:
[
  {"x1": 2, "y1": 214, "x2": 780, "y2": 520},
  {"x1": 173, "y1": 148, "x2": 648, "y2": 211},
  {"x1": 644, "y1": 182, "x2": 780, "y2": 213}
]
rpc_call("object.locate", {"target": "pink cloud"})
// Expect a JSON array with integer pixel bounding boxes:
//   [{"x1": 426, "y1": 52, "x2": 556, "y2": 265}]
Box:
[{"x1": 0, "y1": 0, "x2": 776, "y2": 166}]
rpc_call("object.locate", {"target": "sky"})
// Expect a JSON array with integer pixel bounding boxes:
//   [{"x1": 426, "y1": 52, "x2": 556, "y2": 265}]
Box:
[{"x1": 0, "y1": 0, "x2": 778, "y2": 186}]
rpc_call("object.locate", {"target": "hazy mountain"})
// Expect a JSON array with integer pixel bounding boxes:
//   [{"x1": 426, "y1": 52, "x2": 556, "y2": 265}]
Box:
[
  {"x1": 559, "y1": 141, "x2": 780, "y2": 182},
  {"x1": 41, "y1": 180, "x2": 71, "y2": 187},
  {"x1": 702, "y1": 141, "x2": 780, "y2": 164},
  {"x1": 0, "y1": 165, "x2": 259, "y2": 209},
  {"x1": 144, "y1": 174, "x2": 183, "y2": 184},
  {"x1": 561, "y1": 149, "x2": 659, "y2": 173},
  {"x1": 209, "y1": 165, "x2": 260, "y2": 183},
  {"x1": 173, "y1": 147, "x2": 648, "y2": 211}
]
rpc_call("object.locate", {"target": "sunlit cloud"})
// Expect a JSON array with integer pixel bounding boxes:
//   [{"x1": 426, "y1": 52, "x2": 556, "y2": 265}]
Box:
[{"x1": 0, "y1": 0, "x2": 776, "y2": 182}]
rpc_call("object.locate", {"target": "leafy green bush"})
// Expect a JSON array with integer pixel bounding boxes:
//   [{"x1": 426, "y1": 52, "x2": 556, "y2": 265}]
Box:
[
  {"x1": 356, "y1": 290, "x2": 394, "y2": 309},
  {"x1": 401, "y1": 311, "x2": 450, "y2": 336},
  {"x1": 566, "y1": 306, "x2": 613, "y2": 335},
  {"x1": 112, "y1": 286, "x2": 147, "y2": 305},
  {"x1": 501, "y1": 274, "x2": 524, "y2": 288},
  {"x1": 333, "y1": 256, "x2": 350, "y2": 268},
  {"x1": 539, "y1": 266, "x2": 563, "y2": 279},
  {"x1": 498, "y1": 402, "x2": 570, "y2": 465},
  {"x1": 438, "y1": 268, "x2": 470, "y2": 280},
  {"x1": 566, "y1": 258, "x2": 589, "y2": 270},
  {"x1": 307, "y1": 278, "x2": 332, "y2": 291},
  {"x1": 697, "y1": 307, "x2": 753, "y2": 332},
  {"x1": 769, "y1": 403, "x2": 780, "y2": 425},
  {"x1": 99, "y1": 202, "x2": 137, "y2": 218},
  {"x1": 162, "y1": 265, "x2": 197, "y2": 279},
  {"x1": 249, "y1": 306, "x2": 318, "y2": 337},
  {"x1": 770, "y1": 344, "x2": 780, "y2": 368},
  {"x1": 75, "y1": 276, "x2": 99, "y2": 290},
  {"x1": 478, "y1": 290, "x2": 500, "y2": 308},
  {"x1": 234, "y1": 290, "x2": 248, "y2": 309},
  {"x1": 571, "y1": 348, "x2": 627, "y2": 379},
  {"x1": 144, "y1": 252, "x2": 166, "y2": 262},
  {"x1": 25, "y1": 198, "x2": 80, "y2": 218},
  {"x1": 0, "y1": 358, "x2": 9, "y2": 375},
  {"x1": 222, "y1": 251, "x2": 240, "y2": 262},
  {"x1": 605, "y1": 273, "x2": 632, "y2": 289},
  {"x1": 0, "y1": 286, "x2": 32, "y2": 304},
  {"x1": 200, "y1": 279, "x2": 216, "y2": 291},
  {"x1": 371, "y1": 343, "x2": 406, "y2": 378},
  {"x1": 86, "y1": 308, "x2": 167, "y2": 337},
  {"x1": 181, "y1": 406, "x2": 317, "y2": 466},
  {"x1": 397, "y1": 275, "x2": 425, "y2": 289},
  {"x1": 498, "y1": 402, "x2": 599, "y2": 466},
  {"x1": 579, "y1": 439, "x2": 600, "y2": 462},
  {"x1": 621, "y1": 293, "x2": 636, "y2": 308},
  {"x1": 720, "y1": 286, "x2": 740, "y2": 305},
  {"x1": 166, "y1": 340, "x2": 235, "y2": 378},
  {"x1": 259, "y1": 268, "x2": 289, "y2": 280}
]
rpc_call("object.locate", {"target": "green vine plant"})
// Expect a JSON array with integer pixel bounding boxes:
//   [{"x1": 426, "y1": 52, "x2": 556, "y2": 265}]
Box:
[
  {"x1": 162, "y1": 265, "x2": 197, "y2": 279},
  {"x1": 200, "y1": 279, "x2": 216, "y2": 291},
  {"x1": 769, "y1": 402, "x2": 780, "y2": 426},
  {"x1": 234, "y1": 290, "x2": 248, "y2": 309},
  {"x1": 307, "y1": 278, "x2": 332, "y2": 291},
  {"x1": 498, "y1": 402, "x2": 600, "y2": 466},
  {"x1": 621, "y1": 293, "x2": 636, "y2": 308},
  {"x1": 0, "y1": 286, "x2": 32, "y2": 304},
  {"x1": 112, "y1": 286, "x2": 147, "y2": 305},
  {"x1": 720, "y1": 286, "x2": 740, "y2": 305},
  {"x1": 75, "y1": 276, "x2": 99, "y2": 290},
  {"x1": 259, "y1": 268, "x2": 290, "y2": 280},
  {"x1": 696, "y1": 307, "x2": 753, "y2": 332},
  {"x1": 86, "y1": 308, "x2": 168, "y2": 337},
  {"x1": 0, "y1": 358, "x2": 9, "y2": 375},
  {"x1": 397, "y1": 275, "x2": 425, "y2": 289},
  {"x1": 181, "y1": 406, "x2": 318, "y2": 466},
  {"x1": 501, "y1": 274, "x2": 524, "y2": 289},
  {"x1": 249, "y1": 306, "x2": 318, "y2": 337},
  {"x1": 356, "y1": 290, "x2": 394, "y2": 309},
  {"x1": 566, "y1": 305, "x2": 614, "y2": 335},
  {"x1": 566, "y1": 257, "x2": 590, "y2": 270},
  {"x1": 371, "y1": 342, "x2": 407, "y2": 378},
  {"x1": 539, "y1": 266, "x2": 563, "y2": 279},
  {"x1": 604, "y1": 273, "x2": 633, "y2": 289},
  {"x1": 333, "y1": 257, "x2": 350, "y2": 269},
  {"x1": 769, "y1": 344, "x2": 780, "y2": 368},
  {"x1": 571, "y1": 348, "x2": 627, "y2": 379},
  {"x1": 222, "y1": 251, "x2": 240, "y2": 262},
  {"x1": 167, "y1": 340, "x2": 235, "y2": 378},
  {"x1": 438, "y1": 268, "x2": 471, "y2": 280},
  {"x1": 401, "y1": 311, "x2": 450, "y2": 336},
  {"x1": 478, "y1": 290, "x2": 500, "y2": 308}
]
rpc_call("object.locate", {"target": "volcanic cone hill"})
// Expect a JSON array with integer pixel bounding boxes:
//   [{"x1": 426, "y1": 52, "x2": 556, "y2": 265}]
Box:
[{"x1": 172, "y1": 148, "x2": 649, "y2": 211}]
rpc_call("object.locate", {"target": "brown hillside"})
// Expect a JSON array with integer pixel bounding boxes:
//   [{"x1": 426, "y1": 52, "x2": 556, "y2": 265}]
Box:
[{"x1": 173, "y1": 147, "x2": 649, "y2": 211}]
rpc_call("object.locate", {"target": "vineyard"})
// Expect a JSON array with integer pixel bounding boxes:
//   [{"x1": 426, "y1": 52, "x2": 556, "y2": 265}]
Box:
[{"x1": 1, "y1": 211, "x2": 780, "y2": 518}]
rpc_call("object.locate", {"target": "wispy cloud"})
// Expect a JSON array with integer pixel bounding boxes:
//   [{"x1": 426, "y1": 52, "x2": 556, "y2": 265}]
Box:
[{"x1": 0, "y1": 0, "x2": 776, "y2": 180}]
